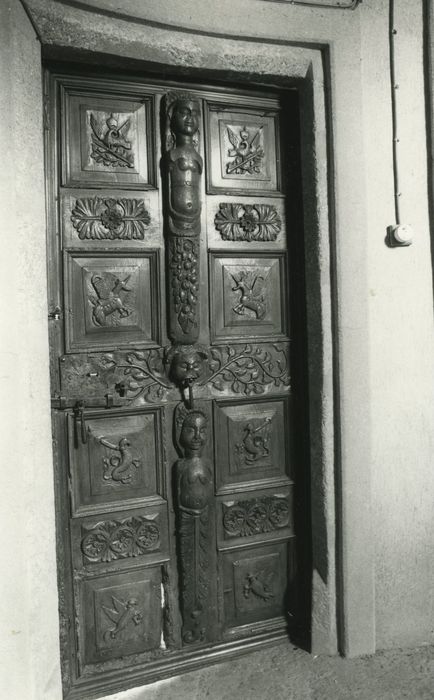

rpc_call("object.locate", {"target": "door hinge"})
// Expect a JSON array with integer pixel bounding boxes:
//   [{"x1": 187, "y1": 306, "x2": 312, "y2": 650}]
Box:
[{"x1": 48, "y1": 305, "x2": 62, "y2": 321}]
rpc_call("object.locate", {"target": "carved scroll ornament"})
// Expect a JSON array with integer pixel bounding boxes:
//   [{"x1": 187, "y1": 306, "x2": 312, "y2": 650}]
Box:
[
  {"x1": 174, "y1": 403, "x2": 213, "y2": 644},
  {"x1": 163, "y1": 92, "x2": 202, "y2": 343}
]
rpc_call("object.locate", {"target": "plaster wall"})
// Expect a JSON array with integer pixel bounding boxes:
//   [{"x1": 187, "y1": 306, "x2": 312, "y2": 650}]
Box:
[
  {"x1": 1, "y1": 0, "x2": 434, "y2": 699},
  {"x1": 361, "y1": 0, "x2": 434, "y2": 649},
  {"x1": 0, "y1": 2, "x2": 62, "y2": 699}
]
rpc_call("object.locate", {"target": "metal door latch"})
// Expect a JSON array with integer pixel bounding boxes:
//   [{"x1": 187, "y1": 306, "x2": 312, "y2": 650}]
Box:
[{"x1": 73, "y1": 400, "x2": 87, "y2": 447}]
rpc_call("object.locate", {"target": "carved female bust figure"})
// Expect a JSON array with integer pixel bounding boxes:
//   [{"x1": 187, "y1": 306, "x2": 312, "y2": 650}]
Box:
[
  {"x1": 165, "y1": 93, "x2": 203, "y2": 234},
  {"x1": 175, "y1": 407, "x2": 212, "y2": 513}
]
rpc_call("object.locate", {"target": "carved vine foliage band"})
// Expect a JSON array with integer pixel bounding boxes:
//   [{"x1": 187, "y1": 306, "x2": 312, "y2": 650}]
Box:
[
  {"x1": 163, "y1": 92, "x2": 202, "y2": 343},
  {"x1": 80, "y1": 515, "x2": 160, "y2": 564},
  {"x1": 207, "y1": 343, "x2": 290, "y2": 395},
  {"x1": 215, "y1": 203, "x2": 282, "y2": 242},
  {"x1": 71, "y1": 197, "x2": 150, "y2": 240},
  {"x1": 223, "y1": 496, "x2": 290, "y2": 538},
  {"x1": 59, "y1": 342, "x2": 290, "y2": 403}
]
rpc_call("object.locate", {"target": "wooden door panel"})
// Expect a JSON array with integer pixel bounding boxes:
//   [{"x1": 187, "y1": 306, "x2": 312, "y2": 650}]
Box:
[
  {"x1": 205, "y1": 101, "x2": 281, "y2": 195},
  {"x1": 210, "y1": 252, "x2": 288, "y2": 341},
  {"x1": 214, "y1": 397, "x2": 292, "y2": 493},
  {"x1": 64, "y1": 251, "x2": 160, "y2": 352},
  {"x1": 68, "y1": 408, "x2": 165, "y2": 514},
  {"x1": 217, "y1": 487, "x2": 294, "y2": 547},
  {"x1": 208, "y1": 197, "x2": 286, "y2": 249},
  {"x1": 78, "y1": 567, "x2": 162, "y2": 666},
  {"x1": 61, "y1": 190, "x2": 161, "y2": 248},
  {"x1": 61, "y1": 86, "x2": 156, "y2": 188},
  {"x1": 221, "y1": 542, "x2": 289, "y2": 631},
  {"x1": 71, "y1": 506, "x2": 168, "y2": 572}
]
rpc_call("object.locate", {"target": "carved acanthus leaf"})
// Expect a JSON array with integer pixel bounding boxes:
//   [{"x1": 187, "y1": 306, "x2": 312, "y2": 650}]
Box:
[
  {"x1": 214, "y1": 203, "x2": 282, "y2": 242},
  {"x1": 71, "y1": 197, "x2": 150, "y2": 240}
]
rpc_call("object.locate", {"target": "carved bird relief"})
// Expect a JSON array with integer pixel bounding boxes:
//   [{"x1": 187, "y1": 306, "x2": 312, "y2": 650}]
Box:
[
  {"x1": 240, "y1": 417, "x2": 272, "y2": 465},
  {"x1": 89, "y1": 112, "x2": 134, "y2": 168},
  {"x1": 89, "y1": 273, "x2": 132, "y2": 327},
  {"x1": 99, "y1": 435, "x2": 141, "y2": 484},
  {"x1": 243, "y1": 570, "x2": 275, "y2": 602},
  {"x1": 231, "y1": 269, "x2": 267, "y2": 320},
  {"x1": 226, "y1": 125, "x2": 264, "y2": 175},
  {"x1": 101, "y1": 596, "x2": 143, "y2": 641}
]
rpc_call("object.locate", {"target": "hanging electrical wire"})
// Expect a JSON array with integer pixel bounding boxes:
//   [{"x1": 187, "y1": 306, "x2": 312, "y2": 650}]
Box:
[{"x1": 387, "y1": 0, "x2": 413, "y2": 246}]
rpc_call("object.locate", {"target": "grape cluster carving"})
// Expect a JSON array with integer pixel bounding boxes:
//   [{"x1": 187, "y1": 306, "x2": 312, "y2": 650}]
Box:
[{"x1": 170, "y1": 238, "x2": 199, "y2": 335}]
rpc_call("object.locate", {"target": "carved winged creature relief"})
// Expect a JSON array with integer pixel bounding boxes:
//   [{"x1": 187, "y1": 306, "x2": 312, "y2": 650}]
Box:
[
  {"x1": 89, "y1": 273, "x2": 132, "y2": 327},
  {"x1": 101, "y1": 596, "x2": 143, "y2": 641},
  {"x1": 231, "y1": 269, "x2": 267, "y2": 320},
  {"x1": 236, "y1": 417, "x2": 272, "y2": 466},
  {"x1": 98, "y1": 435, "x2": 141, "y2": 484},
  {"x1": 226, "y1": 125, "x2": 264, "y2": 175},
  {"x1": 89, "y1": 113, "x2": 134, "y2": 168},
  {"x1": 243, "y1": 570, "x2": 275, "y2": 602}
]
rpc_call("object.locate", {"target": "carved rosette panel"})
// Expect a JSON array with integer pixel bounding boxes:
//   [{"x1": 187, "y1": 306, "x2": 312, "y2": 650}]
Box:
[
  {"x1": 223, "y1": 496, "x2": 290, "y2": 538},
  {"x1": 71, "y1": 197, "x2": 150, "y2": 240},
  {"x1": 215, "y1": 203, "x2": 281, "y2": 242},
  {"x1": 81, "y1": 515, "x2": 160, "y2": 564},
  {"x1": 206, "y1": 343, "x2": 290, "y2": 395},
  {"x1": 163, "y1": 91, "x2": 203, "y2": 344}
]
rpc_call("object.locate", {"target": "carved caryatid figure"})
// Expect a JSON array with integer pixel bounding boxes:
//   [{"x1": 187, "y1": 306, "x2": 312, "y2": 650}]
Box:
[
  {"x1": 174, "y1": 404, "x2": 212, "y2": 644},
  {"x1": 163, "y1": 93, "x2": 203, "y2": 342}
]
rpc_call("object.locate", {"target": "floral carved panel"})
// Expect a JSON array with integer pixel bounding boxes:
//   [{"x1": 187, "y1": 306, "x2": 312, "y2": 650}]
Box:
[
  {"x1": 81, "y1": 514, "x2": 160, "y2": 564},
  {"x1": 214, "y1": 203, "x2": 282, "y2": 242},
  {"x1": 71, "y1": 197, "x2": 150, "y2": 240},
  {"x1": 222, "y1": 495, "x2": 290, "y2": 538}
]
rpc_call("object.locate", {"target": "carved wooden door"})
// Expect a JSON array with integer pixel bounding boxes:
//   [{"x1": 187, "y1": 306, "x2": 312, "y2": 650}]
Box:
[{"x1": 47, "y1": 69, "x2": 306, "y2": 699}]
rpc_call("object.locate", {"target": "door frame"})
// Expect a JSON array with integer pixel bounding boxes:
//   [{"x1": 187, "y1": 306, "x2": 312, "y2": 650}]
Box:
[{"x1": 10, "y1": 1, "x2": 375, "y2": 697}]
